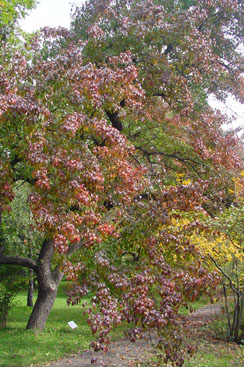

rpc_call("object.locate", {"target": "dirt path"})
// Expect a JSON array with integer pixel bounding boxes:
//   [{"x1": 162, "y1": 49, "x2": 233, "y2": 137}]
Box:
[
  {"x1": 45, "y1": 335, "x2": 154, "y2": 367},
  {"x1": 45, "y1": 304, "x2": 222, "y2": 367},
  {"x1": 186, "y1": 303, "x2": 222, "y2": 322}
]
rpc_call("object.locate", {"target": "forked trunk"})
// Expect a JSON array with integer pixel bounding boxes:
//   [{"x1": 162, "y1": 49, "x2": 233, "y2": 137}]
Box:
[
  {"x1": 0, "y1": 239, "x2": 64, "y2": 331},
  {"x1": 26, "y1": 240, "x2": 63, "y2": 331}
]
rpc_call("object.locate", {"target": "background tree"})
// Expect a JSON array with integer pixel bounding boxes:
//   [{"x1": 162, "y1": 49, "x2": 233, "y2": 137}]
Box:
[
  {"x1": 2, "y1": 182, "x2": 43, "y2": 306},
  {"x1": 167, "y1": 172, "x2": 244, "y2": 345},
  {"x1": 0, "y1": 264, "x2": 27, "y2": 328},
  {"x1": 201, "y1": 174, "x2": 244, "y2": 344},
  {"x1": 0, "y1": 0, "x2": 36, "y2": 42}
]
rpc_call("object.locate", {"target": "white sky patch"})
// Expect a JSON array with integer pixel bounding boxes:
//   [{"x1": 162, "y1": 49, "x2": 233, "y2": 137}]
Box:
[
  {"x1": 209, "y1": 95, "x2": 244, "y2": 132},
  {"x1": 19, "y1": 0, "x2": 83, "y2": 32}
]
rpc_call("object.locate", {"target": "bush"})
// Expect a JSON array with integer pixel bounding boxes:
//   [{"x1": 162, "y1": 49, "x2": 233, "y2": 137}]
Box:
[{"x1": 0, "y1": 265, "x2": 27, "y2": 329}]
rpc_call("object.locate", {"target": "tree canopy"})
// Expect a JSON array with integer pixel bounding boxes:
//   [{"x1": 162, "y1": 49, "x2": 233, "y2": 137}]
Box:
[
  {"x1": 0, "y1": 0, "x2": 243, "y2": 365},
  {"x1": 0, "y1": 0, "x2": 36, "y2": 42}
]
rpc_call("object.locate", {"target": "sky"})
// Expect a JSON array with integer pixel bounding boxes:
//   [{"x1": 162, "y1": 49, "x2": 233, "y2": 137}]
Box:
[
  {"x1": 210, "y1": 96, "x2": 244, "y2": 132},
  {"x1": 20, "y1": 0, "x2": 244, "y2": 131},
  {"x1": 19, "y1": 0, "x2": 83, "y2": 32}
]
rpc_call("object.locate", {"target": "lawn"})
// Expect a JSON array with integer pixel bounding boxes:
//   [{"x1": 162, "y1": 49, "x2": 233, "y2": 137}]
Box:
[
  {"x1": 0, "y1": 282, "x2": 125, "y2": 367},
  {"x1": 183, "y1": 332, "x2": 244, "y2": 367},
  {"x1": 2, "y1": 285, "x2": 244, "y2": 367},
  {"x1": 179, "y1": 297, "x2": 210, "y2": 315},
  {"x1": 182, "y1": 309, "x2": 244, "y2": 367}
]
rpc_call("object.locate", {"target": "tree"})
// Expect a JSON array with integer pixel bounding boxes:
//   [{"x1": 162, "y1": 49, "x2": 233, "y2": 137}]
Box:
[
  {"x1": 0, "y1": 264, "x2": 27, "y2": 328},
  {"x1": 0, "y1": 28, "x2": 146, "y2": 331},
  {"x1": 201, "y1": 174, "x2": 244, "y2": 344},
  {"x1": 170, "y1": 173, "x2": 244, "y2": 345},
  {"x1": 0, "y1": 0, "x2": 243, "y2": 365},
  {"x1": 0, "y1": 0, "x2": 36, "y2": 42},
  {"x1": 70, "y1": 0, "x2": 243, "y2": 195},
  {"x1": 2, "y1": 182, "x2": 43, "y2": 306}
]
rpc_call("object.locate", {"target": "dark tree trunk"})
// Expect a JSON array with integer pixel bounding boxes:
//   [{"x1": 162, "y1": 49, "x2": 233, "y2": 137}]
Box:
[
  {"x1": 26, "y1": 240, "x2": 63, "y2": 331},
  {"x1": 0, "y1": 237, "x2": 76, "y2": 331},
  {"x1": 26, "y1": 279, "x2": 59, "y2": 330},
  {"x1": 0, "y1": 313, "x2": 8, "y2": 329},
  {"x1": 27, "y1": 274, "x2": 34, "y2": 307},
  {"x1": 27, "y1": 246, "x2": 34, "y2": 307},
  {"x1": 223, "y1": 283, "x2": 231, "y2": 336}
]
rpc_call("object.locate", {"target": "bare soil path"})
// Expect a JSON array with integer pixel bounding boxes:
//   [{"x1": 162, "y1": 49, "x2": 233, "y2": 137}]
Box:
[
  {"x1": 45, "y1": 335, "x2": 154, "y2": 367},
  {"x1": 44, "y1": 304, "x2": 222, "y2": 367}
]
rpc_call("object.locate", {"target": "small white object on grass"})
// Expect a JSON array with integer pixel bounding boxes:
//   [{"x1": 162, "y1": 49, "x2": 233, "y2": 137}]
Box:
[{"x1": 68, "y1": 321, "x2": 78, "y2": 329}]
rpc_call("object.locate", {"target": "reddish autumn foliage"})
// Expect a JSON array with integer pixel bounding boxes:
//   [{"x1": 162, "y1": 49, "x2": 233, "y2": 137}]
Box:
[{"x1": 0, "y1": 0, "x2": 244, "y2": 365}]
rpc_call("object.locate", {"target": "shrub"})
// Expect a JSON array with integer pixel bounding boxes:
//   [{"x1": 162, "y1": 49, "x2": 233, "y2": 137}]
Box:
[{"x1": 0, "y1": 265, "x2": 27, "y2": 329}]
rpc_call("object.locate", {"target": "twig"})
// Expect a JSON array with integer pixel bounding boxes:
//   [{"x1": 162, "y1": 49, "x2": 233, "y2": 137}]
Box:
[{"x1": 209, "y1": 255, "x2": 240, "y2": 296}]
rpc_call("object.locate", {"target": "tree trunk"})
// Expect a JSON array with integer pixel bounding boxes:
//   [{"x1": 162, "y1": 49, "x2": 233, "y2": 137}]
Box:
[
  {"x1": 223, "y1": 283, "x2": 232, "y2": 336},
  {"x1": 27, "y1": 270, "x2": 34, "y2": 307},
  {"x1": 0, "y1": 313, "x2": 8, "y2": 329},
  {"x1": 0, "y1": 238, "x2": 65, "y2": 331},
  {"x1": 26, "y1": 280, "x2": 59, "y2": 330},
  {"x1": 27, "y1": 246, "x2": 34, "y2": 307},
  {"x1": 26, "y1": 240, "x2": 63, "y2": 331},
  {"x1": 233, "y1": 298, "x2": 241, "y2": 342}
]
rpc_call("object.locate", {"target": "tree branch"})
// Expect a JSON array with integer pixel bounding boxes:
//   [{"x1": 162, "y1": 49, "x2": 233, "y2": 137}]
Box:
[
  {"x1": 105, "y1": 110, "x2": 123, "y2": 131},
  {"x1": 209, "y1": 255, "x2": 240, "y2": 296},
  {"x1": 68, "y1": 240, "x2": 83, "y2": 255},
  {"x1": 0, "y1": 254, "x2": 37, "y2": 271},
  {"x1": 135, "y1": 146, "x2": 206, "y2": 175},
  {"x1": 164, "y1": 44, "x2": 173, "y2": 55}
]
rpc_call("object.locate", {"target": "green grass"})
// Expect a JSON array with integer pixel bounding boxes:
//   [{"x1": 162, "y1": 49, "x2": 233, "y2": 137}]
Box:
[
  {"x1": 183, "y1": 337, "x2": 244, "y2": 367},
  {"x1": 2, "y1": 287, "x2": 243, "y2": 367},
  {"x1": 182, "y1": 311, "x2": 244, "y2": 367},
  {"x1": 0, "y1": 282, "x2": 125, "y2": 367},
  {"x1": 179, "y1": 297, "x2": 210, "y2": 315},
  {"x1": 184, "y1": 351, "x2": 240, "y2": 367},
  {"x1": 145, "y1": 351, "x2": 240, "y2": 367}
]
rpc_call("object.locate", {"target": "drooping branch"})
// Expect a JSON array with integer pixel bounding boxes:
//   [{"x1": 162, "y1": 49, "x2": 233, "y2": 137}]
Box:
[
  {"x1": 129, "y1": 152, "x2": 142, "y2": 166},
  {"x1": 228, "y1": 234, "x2": 244, "y2": 252},
  {"x1": 142, "y1": 149, "x2": 205, "y2": 166},
  {"x1": 135, "y1": 146, "x2": 207, "y2": 175},
  {"x1": 0, "y1": 254, "x2": 37, "y2": 271}
]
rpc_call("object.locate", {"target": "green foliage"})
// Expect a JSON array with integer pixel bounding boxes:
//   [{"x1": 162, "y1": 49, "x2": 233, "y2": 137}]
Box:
[
  {"x1": 0, "y1": 0, "x2": 36, "y2": 25},
  {"x1": 2, "y1": 181, "x2": 43, "y2": 258},
  {"x1": 0, "y1": 265, "x2": 27, "y2": 329},
  {"x1": 0, "y1": 0, "x2": 37, "y2": 42}
]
